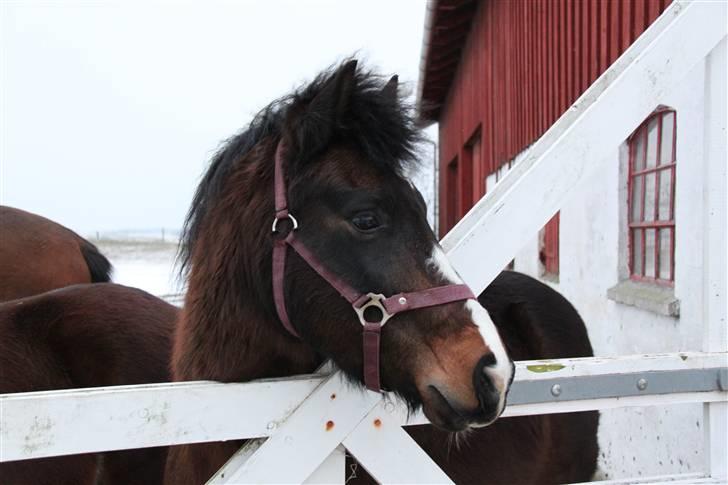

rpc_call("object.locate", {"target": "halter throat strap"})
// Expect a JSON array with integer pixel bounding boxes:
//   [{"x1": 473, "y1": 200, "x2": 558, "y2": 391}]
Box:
[{"x1": 271, "y1": 141, "x2": 475, "y2": 392}]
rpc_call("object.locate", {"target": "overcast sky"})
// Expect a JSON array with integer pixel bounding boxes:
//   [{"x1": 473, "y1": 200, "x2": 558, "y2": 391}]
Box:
[{"x1": 1, "y1": 1, "x2": 434, "y2": 236}]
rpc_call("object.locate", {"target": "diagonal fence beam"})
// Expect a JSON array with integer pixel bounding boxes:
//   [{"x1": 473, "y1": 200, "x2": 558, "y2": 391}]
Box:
[
  {"x1": 206, "y1": 373, "x2": 381, "y2": 484},
  {"x1": 441, "y1": 0, "x2": 727, "y2": 295},
  {"x1": 341, "y1": 400, "x2": 454, "y2": 484}
]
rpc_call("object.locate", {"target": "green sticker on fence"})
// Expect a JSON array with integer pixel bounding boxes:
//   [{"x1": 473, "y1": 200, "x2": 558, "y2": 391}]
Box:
[{"x1": 526, "y1": 363, "x2": 565, "y2": 373}]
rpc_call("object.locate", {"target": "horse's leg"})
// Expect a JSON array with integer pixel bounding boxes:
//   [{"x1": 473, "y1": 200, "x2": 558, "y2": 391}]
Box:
[{"x1": 164, "y1": 442, "x2": 241, "y2": 485}]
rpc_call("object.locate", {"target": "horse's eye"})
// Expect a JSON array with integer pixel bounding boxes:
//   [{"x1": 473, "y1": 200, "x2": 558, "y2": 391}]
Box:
[{"x1": 351, "y1": 212, "x2": 380, "y2": 232}]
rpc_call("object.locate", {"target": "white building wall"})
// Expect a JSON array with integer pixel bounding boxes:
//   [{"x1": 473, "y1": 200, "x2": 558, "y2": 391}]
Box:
[{"x1": 504, "y1": 39, "x2": 726, "y2": 480}]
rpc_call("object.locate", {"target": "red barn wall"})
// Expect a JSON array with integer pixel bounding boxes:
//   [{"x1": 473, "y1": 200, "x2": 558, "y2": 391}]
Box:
[{"x1": 438, "y1": 0, "x2": 672, "y2": 237}]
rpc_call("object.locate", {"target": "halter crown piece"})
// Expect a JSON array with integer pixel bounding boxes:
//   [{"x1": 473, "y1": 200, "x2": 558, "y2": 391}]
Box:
[{"x1": 271, "y1": 141, "x2": 476, "y2": 392}]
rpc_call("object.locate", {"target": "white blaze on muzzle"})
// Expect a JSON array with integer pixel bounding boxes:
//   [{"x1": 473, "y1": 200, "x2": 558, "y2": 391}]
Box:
[{"x1": 426, "y1": 245, "x2": 514, "y2": 398}]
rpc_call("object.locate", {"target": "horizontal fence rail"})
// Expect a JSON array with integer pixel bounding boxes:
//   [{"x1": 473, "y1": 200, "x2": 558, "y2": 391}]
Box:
[{"x1": 2, "y1": 352, "x2": 726, "y2": 463}]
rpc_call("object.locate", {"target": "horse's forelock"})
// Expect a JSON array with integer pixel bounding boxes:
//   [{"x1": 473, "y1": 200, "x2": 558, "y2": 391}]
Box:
[{"x1": 179, "y1": 59, "x2": 423, "y2": 278}]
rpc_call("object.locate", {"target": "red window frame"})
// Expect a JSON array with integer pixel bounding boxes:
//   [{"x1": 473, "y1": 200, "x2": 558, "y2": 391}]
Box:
[
  {"x1": 540, "y1": 212, "x2": 560, "y2": 276},
  {"x1": 627, "y1": 109, "x2": 676, "y2": 286}
]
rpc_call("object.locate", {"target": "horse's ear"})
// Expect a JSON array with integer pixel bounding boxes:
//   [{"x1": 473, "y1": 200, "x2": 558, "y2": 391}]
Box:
[
  {"x1": 381, "y1": 75, "x2": 398, "y2": 102},
  {"x1": 288, "y1": 60, "x2": 358, "y2": 163}
]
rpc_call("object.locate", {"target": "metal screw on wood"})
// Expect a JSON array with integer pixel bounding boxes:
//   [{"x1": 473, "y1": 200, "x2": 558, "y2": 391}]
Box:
[
  {"x1": 550, "y1": 384, "x2": 562, "y2": 397},
  {"x1": 637, "y1": 378, "x2": 648, "y2": 391}
]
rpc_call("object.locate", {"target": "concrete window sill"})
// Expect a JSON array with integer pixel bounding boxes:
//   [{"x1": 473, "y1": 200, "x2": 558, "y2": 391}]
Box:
[{"x1": 607, "y1": 279, "x2": 680, "y2": 317}]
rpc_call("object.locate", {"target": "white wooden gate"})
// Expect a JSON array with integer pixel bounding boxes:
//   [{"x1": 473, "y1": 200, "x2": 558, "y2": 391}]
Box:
[{"x1": 1, "y1": 2, "x2": 726, "y2": 483}]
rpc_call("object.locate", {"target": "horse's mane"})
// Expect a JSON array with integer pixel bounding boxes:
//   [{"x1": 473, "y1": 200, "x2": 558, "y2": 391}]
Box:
[{"x1": 178, "y1": 60, "x2": 422, "y2": 276}]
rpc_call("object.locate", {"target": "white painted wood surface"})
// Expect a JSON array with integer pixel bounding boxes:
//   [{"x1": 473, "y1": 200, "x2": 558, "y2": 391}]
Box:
[
  {"x1": 440, "y1": 0, "x2": 727, "y2": 296},
  {"x1": 207, "y1": 373, "x2": 380, "y2": 484},
  {"x1": 0, "y1": 376, "x2": 322, "y2": 462},
  {"x1": 303, "y1": 446, "x2": 346, "y2": 485},
  {"x1": 2, "y1": 352, "x2": 724, "y2": 463},
  {"x1": 701, "y1": 34, "x2": 728, "y2": 481},
  {"x1": 341, "y1": 401, "x2": 453, "y2": 484},
  {"x1": 573, "y1": 472, "x2": 719, "y2": 484}
]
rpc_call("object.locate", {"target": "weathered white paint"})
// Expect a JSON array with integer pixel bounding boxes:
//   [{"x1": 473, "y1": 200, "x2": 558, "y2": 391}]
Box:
[
  {"x1": 575, "y1": 472, "x2": 718, "y2": 484},
  {"x1": 303, "y1": 446, "x2": 346, "y2": 484},
  {"x1": 700, "y1": 35, "x2": 727, "y2": 481},
  {"x1": 0, "y1": 377, "x2": 322, "y2": 462},
  {"x1": 208, "y1": 373, "x2": 380, "y2": 484},
  {"x1": 507, "y1": 31, "x2": 728, "y2": 481},
  {"x1": 2, "y1": 352, "x2": 724, "y2": 463},
  {"x1": 341, "y1": 400, "x2": 453, "y2": 484}
]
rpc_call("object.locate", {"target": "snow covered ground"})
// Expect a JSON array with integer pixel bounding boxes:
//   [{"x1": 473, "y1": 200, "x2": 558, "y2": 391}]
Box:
[{"x1": 94, "y1": 238, "x2": 183, "y2": 299}]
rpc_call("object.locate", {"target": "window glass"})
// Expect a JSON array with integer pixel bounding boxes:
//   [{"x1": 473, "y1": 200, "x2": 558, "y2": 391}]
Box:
[
  {"x1": 646, "y1": 118, "x2": 659, "y2": 168},
  {"x1": 631, "y1": 175, "x2": 643, "y2": 222},
  {"x1": 659, "y1": 229, "x2": 672, "y2": 280},
  {"x1": 644, "y1": 173, "x2": 656, "y2": 222},
  {"x1": 658, "y1": 169, "x2": 672, "y2": 221},
  {"x1": 645, "y1": 229, "x2": 656, "y2": 278},
  {"x1": 660, "y1": 112, "x2": 675, "y2": 164},
  {"x1": 633, "y1": 131, "x2": 646, "y2": 171},
  {"x1": 632, "y1": 229, "x2": 643, "y2": 276}
]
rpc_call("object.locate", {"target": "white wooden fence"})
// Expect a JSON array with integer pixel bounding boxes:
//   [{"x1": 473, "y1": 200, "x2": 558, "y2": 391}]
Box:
[{"x1": 1, "y1": 2, "x2": 727, "y2": 483}]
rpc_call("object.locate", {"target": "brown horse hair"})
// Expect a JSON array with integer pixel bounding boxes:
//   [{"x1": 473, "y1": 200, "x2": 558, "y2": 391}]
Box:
[{"x1": 166, "y1": 60, "x2": 598, "y2": 484}]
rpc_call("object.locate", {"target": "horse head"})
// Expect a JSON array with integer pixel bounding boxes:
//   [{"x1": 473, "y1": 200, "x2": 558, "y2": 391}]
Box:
[{"x1": 179, "y1": 60, "x2": 513, "y2": 432}]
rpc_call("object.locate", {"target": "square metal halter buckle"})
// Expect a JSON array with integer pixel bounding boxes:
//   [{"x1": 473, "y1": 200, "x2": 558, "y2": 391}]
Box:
[{"x1": 354, "y1": 293, "x2": 393, "y2": 327}]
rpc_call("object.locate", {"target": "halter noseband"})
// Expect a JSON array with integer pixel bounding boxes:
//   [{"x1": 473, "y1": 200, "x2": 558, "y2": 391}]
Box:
[{"x1": 271, "y1": 141, "x2": 476, "y2": 392}]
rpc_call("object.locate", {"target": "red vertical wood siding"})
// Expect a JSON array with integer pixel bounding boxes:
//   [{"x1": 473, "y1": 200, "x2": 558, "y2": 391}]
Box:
[
  {"x1": 541, "y1": 212, "x2": 561, "y2": 275},
  {"x1": 438, "y1": 0, "x2": 672, "y2": 236}
]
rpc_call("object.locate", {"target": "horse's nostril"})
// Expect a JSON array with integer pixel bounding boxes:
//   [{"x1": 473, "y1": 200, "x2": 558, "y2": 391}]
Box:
[
  {"x1": 473, "y1": 353, "x2": 501, "y2": 409},
  {"x1": 480, "y1": 352, "x2": 497, "y2": 369}
]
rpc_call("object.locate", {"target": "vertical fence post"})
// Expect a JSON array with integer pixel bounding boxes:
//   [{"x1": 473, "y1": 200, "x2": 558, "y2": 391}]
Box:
[{"x1": 701, "y1": 36, "x2": 727, "y2": 481}]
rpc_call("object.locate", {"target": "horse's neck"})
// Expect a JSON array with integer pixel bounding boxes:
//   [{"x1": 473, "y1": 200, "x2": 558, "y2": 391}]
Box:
[{"x1": 172, "y1": 285, "x2": 320, "y2": 383}]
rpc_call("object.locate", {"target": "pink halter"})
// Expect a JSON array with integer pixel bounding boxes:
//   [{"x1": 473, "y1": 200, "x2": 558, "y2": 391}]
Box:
[{"x1": 271, "y1": 141, "x2": 476, "y2": 392}]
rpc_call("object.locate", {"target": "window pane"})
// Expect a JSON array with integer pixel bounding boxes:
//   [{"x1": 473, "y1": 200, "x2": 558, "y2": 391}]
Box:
[
  {"x1": 646, "y1": 117, "x2": 659, "y2": 168},
  {"x1": 632, "y1": 229, "x2": 643, "y2": 276},
  {"x1": 644, "y1": 173, "x2": 656, "y2": 222},
  {"x1": 631, "y1": 175, "x2": 643, "y2": 222},
  {"x1": 659, "y1": 229, "x2": 672, "y2": 280},
  {"x1": 645, "y1": 229, "x2": 656, "y2": 278},
  {"x1": 660, "y1": 112, "x2": 675, "y2": 164},
  {"x1": 658, "y1": 168, "x2": 672, "y2": 221},
  {"x1": 633, "y1": 130, "x2": 646, "y2": 171}
]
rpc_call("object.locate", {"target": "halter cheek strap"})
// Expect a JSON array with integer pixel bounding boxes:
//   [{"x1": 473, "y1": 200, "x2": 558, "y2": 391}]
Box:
[{"x1": 271, "y1": 141, "x2": 476, "y2": 392}]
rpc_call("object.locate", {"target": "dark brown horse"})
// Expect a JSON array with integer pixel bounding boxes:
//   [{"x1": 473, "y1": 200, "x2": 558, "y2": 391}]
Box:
[
  {"x1": 1, "y1": 61, "x2": 597, "y2": 484},
  {"x1": 0, "y1": 206, "x2": 112, "y2": 302},
  {"x1": 0, "y1": 283, "x2": 177, "y2": 485},
  {"x1": 164, "y1": 60, "x2": 598, "y2": 484}
]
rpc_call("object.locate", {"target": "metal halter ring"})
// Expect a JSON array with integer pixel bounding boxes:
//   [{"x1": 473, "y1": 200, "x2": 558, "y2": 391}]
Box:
[
  {"x1": 271, "y1": 213, "x2": 299, "y2": 233},
  {"x1": 354, "y1": 293, "x2": 393, "y2": 327}
]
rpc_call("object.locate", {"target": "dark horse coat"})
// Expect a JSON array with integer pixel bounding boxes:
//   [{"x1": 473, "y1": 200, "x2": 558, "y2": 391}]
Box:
[
  {"x1": 0, "y1": 284, "x2": 176, "y2": 485},
  {"x1": 1, "y1": 61, "x2": 598, "y2": 485},
  {"x1": 0, "y1": 272, "x2": 597, "y2": 484},
  {"x1": 0, "y1": 205, "x2": 111, "y2": 302}
]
